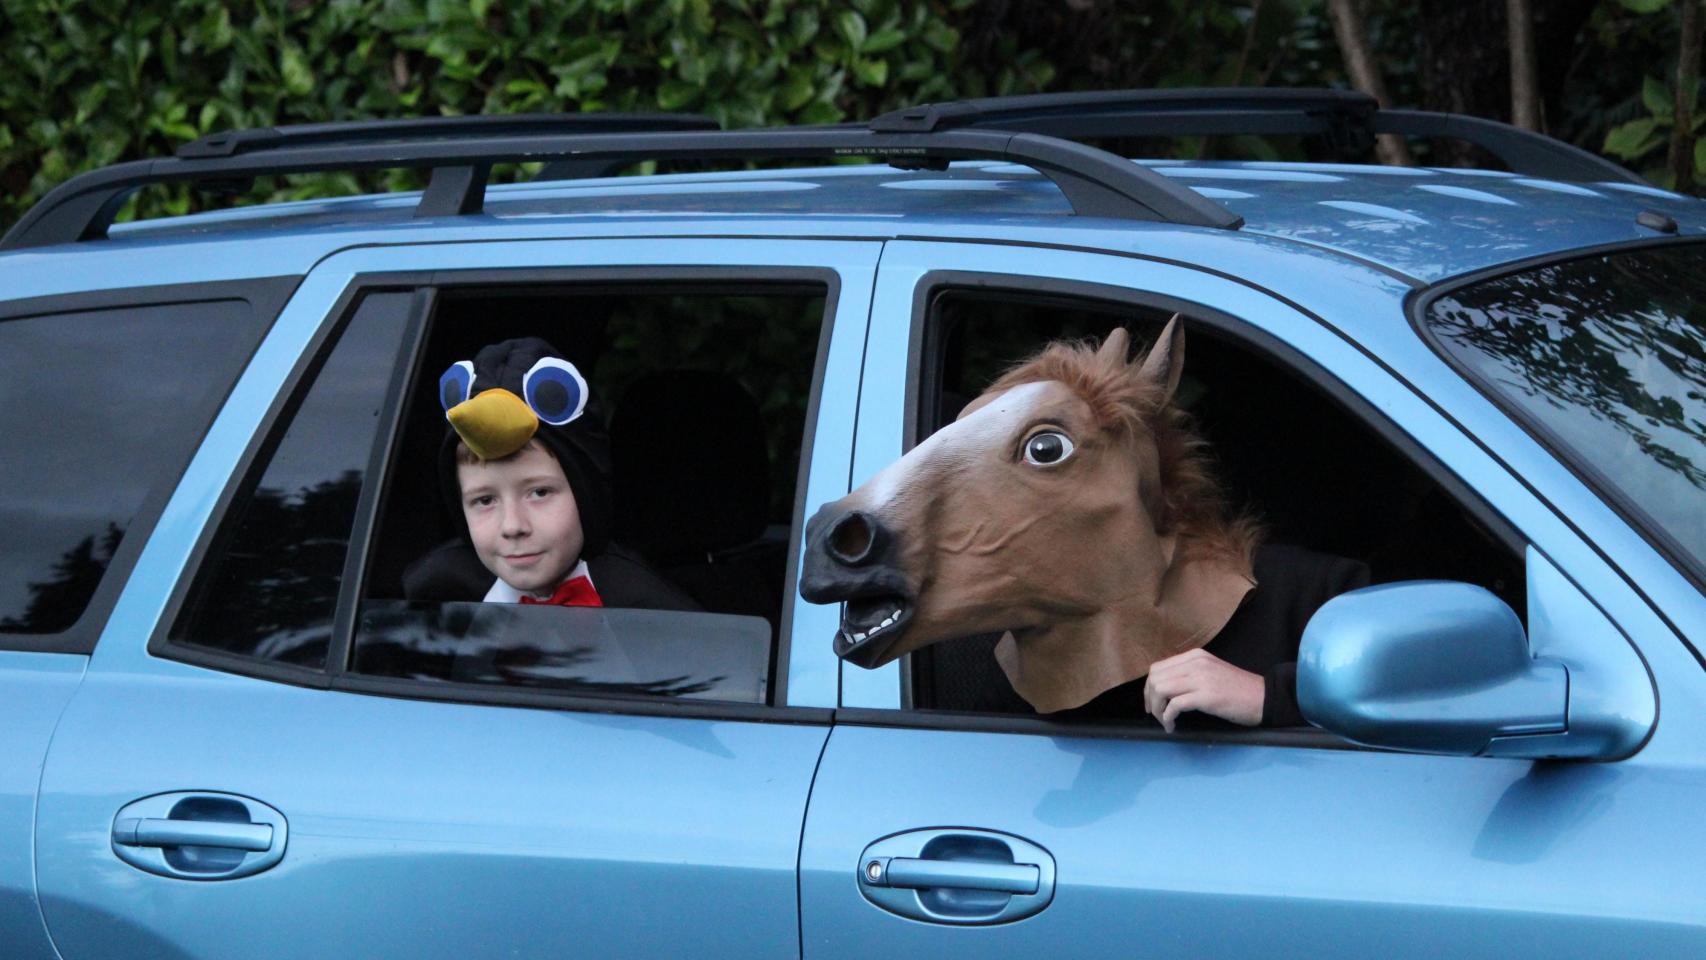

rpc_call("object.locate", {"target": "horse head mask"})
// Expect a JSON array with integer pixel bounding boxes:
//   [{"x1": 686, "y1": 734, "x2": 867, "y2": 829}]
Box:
[{"x1": 799, "y1": 318, "x2": 1258, "y2": 713}]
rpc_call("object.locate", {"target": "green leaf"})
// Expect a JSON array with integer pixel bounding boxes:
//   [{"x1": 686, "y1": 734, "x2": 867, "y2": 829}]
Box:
[
  {"x1": 799, "y1": 99, "x2": 844, "y2": 125},
  {"x1": 863, "y1": 28, "x2": 906, "y2": 54},
  {"x1": 280, "y1": 43, "x2": 315, "y2": 96},
  {"x1": 836, "y1": 10, "x2": 868, "y2": 51},
  {"x1": 1694, "y1": 136, "x2": 1706, "y2": 176},
  {"x1": 1643, "y1": 75, "x2": 1675, "y2": 121},
  {"x1": 1617, "y1": 0, "x2": 1674, "y2": 12},
  {"x1": 657, "y1": 79, "x2": 699, "y2": 111},
  {"x1": 852, "y1": 58, "x2": 888, "y2": 87},
  {"x1": 922, "y1": 21, "x2": 959, "y2": 54},
  {"x1": 1604, "y1": 117, "x2": 1664, "y2": 159},
  {"x1": 790, "y1": 8, "x2": 820, "y2": 45}
]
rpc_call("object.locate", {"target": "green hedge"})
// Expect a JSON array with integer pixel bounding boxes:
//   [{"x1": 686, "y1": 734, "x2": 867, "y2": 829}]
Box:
[{"x1": 0, "y1": 0, "x2": 1055, "y2": 230}]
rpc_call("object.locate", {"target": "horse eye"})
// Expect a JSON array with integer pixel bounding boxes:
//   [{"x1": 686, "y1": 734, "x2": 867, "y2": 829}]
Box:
[
  {"x1": 522, "y1": 356, "x2": 589, "y2": 426},
  {"x1": 1023, "y1": 431, "x2": 1074, "y2": 466},
  {"x1": 438, "y1": 360, "x2": 475, "y2": 416}
]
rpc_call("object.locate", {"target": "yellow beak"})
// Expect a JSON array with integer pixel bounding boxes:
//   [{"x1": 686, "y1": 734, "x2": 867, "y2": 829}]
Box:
[{"x1": 447, "y1": 388, "x2": 538, "y2": 460}]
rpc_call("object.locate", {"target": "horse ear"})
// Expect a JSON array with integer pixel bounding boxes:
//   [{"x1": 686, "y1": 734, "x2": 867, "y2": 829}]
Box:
[
  {"x1": 1138, "y1": 315, "x2": 1186, "y2": 399},
  {"x1": 1096, "y1": 326, "x2": 1132, "y2": 365}
]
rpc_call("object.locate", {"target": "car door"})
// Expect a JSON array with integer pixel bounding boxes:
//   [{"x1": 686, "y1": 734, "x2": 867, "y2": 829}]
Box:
[
  {"x1": 32, "y1": 238, "x2": 879, "y2": 960},
  {"x1": 801, "y1": 240, "x2": 1706, "y2": 957}
]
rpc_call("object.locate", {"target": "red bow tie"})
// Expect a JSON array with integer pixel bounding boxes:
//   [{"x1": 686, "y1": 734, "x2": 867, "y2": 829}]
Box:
[{"x1": 518, "y1": 575, "x2": 604, "y2": 608}]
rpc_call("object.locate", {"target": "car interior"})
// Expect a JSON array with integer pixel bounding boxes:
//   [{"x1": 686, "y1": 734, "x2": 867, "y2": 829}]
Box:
[
  {"x1": 359, "y1": 282, "x2": 828, "y2": 696},
  {"x1": 907, "y1": 287, "x2": 1526, "y2": 715}
]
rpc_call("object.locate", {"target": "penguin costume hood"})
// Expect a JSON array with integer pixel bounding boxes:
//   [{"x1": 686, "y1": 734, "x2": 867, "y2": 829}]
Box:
[{"x1": 436, "y1": 337, "x2": 613, "y2": 558}]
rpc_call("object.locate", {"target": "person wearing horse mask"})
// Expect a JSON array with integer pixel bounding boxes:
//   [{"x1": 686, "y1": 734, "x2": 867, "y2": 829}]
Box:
[{"x1": 799, "y1": 318, "x2": 1369, "y2": 729}]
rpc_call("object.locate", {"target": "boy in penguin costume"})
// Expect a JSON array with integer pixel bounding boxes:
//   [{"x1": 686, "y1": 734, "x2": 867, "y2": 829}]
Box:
[{"x1": 402, "y1": 337, "x2": 699, "y2": 611}]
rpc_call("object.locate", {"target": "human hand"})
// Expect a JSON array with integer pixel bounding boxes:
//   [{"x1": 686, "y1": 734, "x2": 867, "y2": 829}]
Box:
[{"x1": 1143, "y1": 649, "x2": 1265, "y2": 732}]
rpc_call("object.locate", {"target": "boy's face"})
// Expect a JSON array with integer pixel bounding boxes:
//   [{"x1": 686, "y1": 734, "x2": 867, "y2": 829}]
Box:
[{"x1": 458, "y1": 443, "x2": 585, "y2": 597}]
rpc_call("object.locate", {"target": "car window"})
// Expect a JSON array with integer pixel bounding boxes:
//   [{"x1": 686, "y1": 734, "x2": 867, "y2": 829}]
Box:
[
  {"x1": 168, "y1": 291, "x2": 416, "y2": 669},
  {"x1": 166, "y1": 276, "x2": 829, "y2": 707},
  {"x1": 905, "y1": 286, "x2": 1524, "y2": 722},
  {"x1": 351, "y1": 282, "x2": 828, "y2": 705},
  {"x1": 0, "y1": 297, "x2": 267, "y2": 639},
  {"x1": 1422, "y1": 243, "x2": 1706, "y2": 584}
]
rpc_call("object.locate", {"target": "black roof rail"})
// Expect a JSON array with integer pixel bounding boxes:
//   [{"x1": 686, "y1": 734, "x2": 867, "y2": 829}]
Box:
[
  {"x1": 872, "y1": 87, "x2": 1646, "y2": 185},
  {"x1": 0, "y1": 122, "x2": 1241, "y2": 251},
  {"x1": 176, "y1": 112, "x2": 720, "y2": 159},
  {"x1": 1370, "y1": 110, "x2": 1643, "y2": 184}
]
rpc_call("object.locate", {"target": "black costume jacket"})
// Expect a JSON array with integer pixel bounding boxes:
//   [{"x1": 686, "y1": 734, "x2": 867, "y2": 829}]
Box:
[
  {"x1": 914, "y1": 544, "x2": 1370, "y2": 728},
  {"x1": 402, "y1": 539, "x2": 702, "y2": 611}
]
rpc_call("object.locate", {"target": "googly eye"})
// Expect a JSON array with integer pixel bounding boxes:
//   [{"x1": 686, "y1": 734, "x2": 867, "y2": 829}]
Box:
[
  {"x1": 1022, "y1": 431, "x2": 1074, "y2": 466},
  {"x1": 439, "y1": 360, "x2": 476, "y2": 417},
  {"x1": 522, "y1": 356, "x2": 589, "y2": 426}
]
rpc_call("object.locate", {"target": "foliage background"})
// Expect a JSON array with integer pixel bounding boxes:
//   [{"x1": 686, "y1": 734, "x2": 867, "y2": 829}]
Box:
[{"x1": 0, "y1": 0, "x2": 1700, "y2": 233}]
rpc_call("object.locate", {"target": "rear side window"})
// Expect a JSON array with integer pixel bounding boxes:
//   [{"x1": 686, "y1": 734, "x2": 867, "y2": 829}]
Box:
[
  {"x1": 1423, "y1": 243, "x2": 1706, "y2": 583},
  {"x1": 0, "y1": 298, "x2": 267, "y2": 639}
]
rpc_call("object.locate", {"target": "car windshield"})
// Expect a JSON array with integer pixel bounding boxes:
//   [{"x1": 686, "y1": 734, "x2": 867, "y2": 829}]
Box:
[{"x1": 1424, "y1": 242, "x2": 1706, "y2": 581}]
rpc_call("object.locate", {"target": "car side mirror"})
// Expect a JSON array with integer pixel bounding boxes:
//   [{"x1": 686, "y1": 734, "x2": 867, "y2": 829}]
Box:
[
  {"x1": 1297, "y1": 581, "x2": 1568, "y2": 757},
  {"x1": 1297, "y1": 551, "x2": 1657, "y2": 762}
]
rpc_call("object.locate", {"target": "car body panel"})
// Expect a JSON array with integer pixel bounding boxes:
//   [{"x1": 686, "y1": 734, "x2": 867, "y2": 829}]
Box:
[
  {"x1": 28, "y1": 237, "x2": 879, "y2": 959},
  {"x1": 808, "y1": 239, "x2": 1703, "y2": 956},
  {"x1": 0, "y1": 653, "x2": 85, "y2": 960},
  {"x1": 802, "y1": 722, "x2": 1706, "y2": 959}
]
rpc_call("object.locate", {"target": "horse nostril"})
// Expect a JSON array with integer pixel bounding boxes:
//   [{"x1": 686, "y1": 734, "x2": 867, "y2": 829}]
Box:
[{"x1": 826, "y1": 511, "x2": 883, "y2": 566}]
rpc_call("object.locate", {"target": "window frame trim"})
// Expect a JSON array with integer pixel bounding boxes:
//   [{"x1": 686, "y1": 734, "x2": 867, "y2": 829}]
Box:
[
  {"x1": 0, "y1": 276, "x2": 300, "y2": 655},
  {"x1": 149, "y1": 264, "x2": 846, "y2": 720}
]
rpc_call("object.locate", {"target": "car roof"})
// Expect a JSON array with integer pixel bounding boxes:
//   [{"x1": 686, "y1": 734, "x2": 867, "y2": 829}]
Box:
[{"x1": 77, "y1": 157, "x2": 1702, "y2": 287}]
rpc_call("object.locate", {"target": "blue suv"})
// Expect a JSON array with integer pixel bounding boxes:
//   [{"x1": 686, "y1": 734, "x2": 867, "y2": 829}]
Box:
[{"x1": 2, "y1": 89, "x2": 1702, "y2": 958}]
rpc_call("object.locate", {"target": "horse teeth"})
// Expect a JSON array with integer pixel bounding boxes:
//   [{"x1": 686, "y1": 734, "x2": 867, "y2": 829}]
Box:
[
  {"x1": 853, "y1": 631, "x2": 867, "y2": 642},
  {"x1": 879, "y1": 615, "x2": 895, "y2": 627}
]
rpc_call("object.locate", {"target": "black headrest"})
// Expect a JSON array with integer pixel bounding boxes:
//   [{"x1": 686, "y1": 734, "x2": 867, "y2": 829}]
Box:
[{"x1": 610, "y1": 371, "x2": 770, "y2": 563}]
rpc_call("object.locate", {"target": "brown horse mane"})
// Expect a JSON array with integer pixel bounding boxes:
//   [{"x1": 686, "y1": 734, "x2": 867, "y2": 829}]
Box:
[{"x1": 983, "y1": 330, "x2": 1263, "y2": 567}]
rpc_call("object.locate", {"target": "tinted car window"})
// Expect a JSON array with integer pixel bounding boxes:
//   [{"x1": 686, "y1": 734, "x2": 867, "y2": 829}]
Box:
[
  {"x1": 353, "y1": 283, "x2": 827, "y2": 705},
  {"x1": 0, "y1": 299, "x2": 263, "y2": 634},
  {"x1": 169, "y1": 292, "x2": 415, "y2": 667},
  {"x1": 1425, "y1": 244, "x2": 1706, "y2": 577}
]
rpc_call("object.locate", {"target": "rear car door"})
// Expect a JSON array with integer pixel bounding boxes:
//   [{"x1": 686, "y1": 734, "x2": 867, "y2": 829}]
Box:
[
  {"x1": 32, "y1": 238, "x2": 878, "y2": 959},
  {"x1": 0, "y1": 278, "x2": 297, "y2": 960},
  {"x1": 802, "y1": 240, "x2": 1706, "y2": 957}
]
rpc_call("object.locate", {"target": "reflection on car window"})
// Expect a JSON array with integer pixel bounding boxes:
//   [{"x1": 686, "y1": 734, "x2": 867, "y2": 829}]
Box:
[
  {"x1": 169, "y1": 292, "x2": 415, "y2": 667},
  {"x1": 1426, "y1": 244, "x2": 1706, "y2": 576},
  {"x1": 0, "y1": 300, "x2": 263, "y2": 634},
  {"x1": 354, "y1": 602, "x2": 770, "y2": 703}
]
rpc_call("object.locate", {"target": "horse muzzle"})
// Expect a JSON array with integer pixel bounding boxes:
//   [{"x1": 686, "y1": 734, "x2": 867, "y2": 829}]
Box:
[{"x1": 799, "y1": 506, "x2": 918, "y2": 668}]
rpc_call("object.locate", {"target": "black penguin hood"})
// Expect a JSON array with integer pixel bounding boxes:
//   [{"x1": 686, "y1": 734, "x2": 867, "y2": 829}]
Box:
[{"x1": 435, "y1": 337, "x2": 612, "y2": 557}]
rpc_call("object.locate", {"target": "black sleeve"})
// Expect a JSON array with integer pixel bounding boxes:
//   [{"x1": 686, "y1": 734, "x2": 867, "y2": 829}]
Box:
[{"x1": 1243, "y1": 545, "x2": 1373, "y2": 728}]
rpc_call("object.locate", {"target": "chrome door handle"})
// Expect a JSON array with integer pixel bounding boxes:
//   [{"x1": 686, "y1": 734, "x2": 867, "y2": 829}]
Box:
[
  {"x1": 113, "y1": 817, "x2": 273, "y2": 852},
  {"x1": 866, "y1": 856, "x2": 1040, "y2": 895}
]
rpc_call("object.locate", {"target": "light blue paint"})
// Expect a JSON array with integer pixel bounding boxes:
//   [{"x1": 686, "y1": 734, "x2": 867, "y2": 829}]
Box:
[
  {"x1": 1189, "y1": 186, "x2": 1257, "y2": 200},
  {"x1": 1415, "y1": 184, "x2": 1522, "y2": 206},
  {"x1": 1318, "y1": 200, "x2": 1429, "y2": 224},
  {"x1": 1511, "y1": 179, "x2": 1604, "y2": 197},
  {"x1": 0, "y1": 653, "x2": 85, "y2": 960},
  {"x1": 1602, "y1": 181, "x2": 1685, "y2": 199},
  {"x1": 1153, "y1": 167, "x2": 1346, "y2": 183}
]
